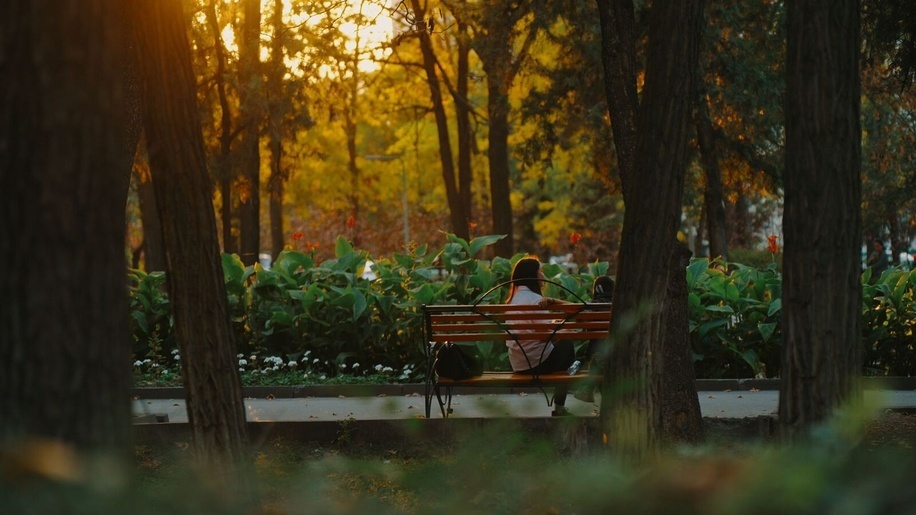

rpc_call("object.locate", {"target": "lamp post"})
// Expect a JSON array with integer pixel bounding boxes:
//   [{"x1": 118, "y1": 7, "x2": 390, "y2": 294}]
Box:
[{"x1": 363, "y1": 154, "x2": 409, "y2": 248}]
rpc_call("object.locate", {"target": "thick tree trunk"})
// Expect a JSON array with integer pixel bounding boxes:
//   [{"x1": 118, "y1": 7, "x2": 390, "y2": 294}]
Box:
[
  {"x1": 133, "y1": 147, "x2": 167, "y2": 271},
  {"x1": 596, "y1": 0, "x2": 639, "y2": 199},
  {"x1": 599, "y1": 0, "x2": 704, "y2": 458},
  {"x1": 267, "y1": 0, "x2": 286, "y2": 260},
  {"x1": 456, "y1": 17, "x2": 474, "y2": 233},
  {"x1": 660, "y1": 244, "x2": 704, "y2": 444},
  {"x1": 409, "y1": 0, "x2": 469, "y2": 240},
  {"x1": 779, "y1": 0, "x2": 862, "y2": 441},
  {"x1": 205, "y1": 0, "x2": 237, "y2": 255},
  {"x1": 0, "y1": 0, "x2": 133, "y2": 456},
  {"x1": 486, "y1": 75, "x2": 514, "y2": 257},
  {"x1": 130, "y1": 0, "x2": 258, "y2": 504},
  {"x1": 695, "y1": 75, "x2": 730, "y2": 261},
  {"x1": 238, "y1": 0, "x2": 262, "y2": 265}
]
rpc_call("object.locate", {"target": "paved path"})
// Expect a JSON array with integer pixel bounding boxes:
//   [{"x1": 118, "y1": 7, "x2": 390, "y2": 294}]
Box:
[{"x1": 132, "y1": 389, "x2": 916, "y2": 424}]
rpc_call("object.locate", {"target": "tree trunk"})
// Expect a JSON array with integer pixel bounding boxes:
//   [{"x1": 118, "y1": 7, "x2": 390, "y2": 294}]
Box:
[
  {"x1": 596, "y1": 0, "x2": 640, "y2": 199},
  {"x1": 204, "y1": 0, "x2": 237, "y2": 255},
  {"x1": 409, "y1": 0, "x2": 469, "y2": 240},
  {"x1": 485, "y1": 68, "x2": 514, "y2": 257},
  {"x1": 133, "y1": 145, "x2": 167, "y2": 271},
  {"x1": 0, "y1": 0, "x2": 134, "y2": 456},
  {"x1": 695, "y1": 74, "x2": 730, "y2": 261},
  {"x1": 129, "y1": 0, "x2": 258, "y2": 504},
  {"x1": 660, "y1": 244, "x2": 704, "y2": 444},
  {"x1": 476, "y1": 15, "x2": 515, "y2": 257},
  {"x1": 237, "y1": 0, "x2": 262, "y2": 265},
  {"x1": 599, "y1": 0, "x2": 704, "y2": 458},
  {"x1": 456, "y1": 16, "x2": 474, "y2": 233},
  {"x1": 267, "y1": 0, "x2": 286, "y2": 260},
  {"x1": 779, "y1": 0, "x2": 862, "y2": 441}
]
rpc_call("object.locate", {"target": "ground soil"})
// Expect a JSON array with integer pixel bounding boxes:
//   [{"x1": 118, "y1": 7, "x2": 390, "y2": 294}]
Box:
[{"x1": 862, "y1": 409, "x2": 916, "y2": 450}]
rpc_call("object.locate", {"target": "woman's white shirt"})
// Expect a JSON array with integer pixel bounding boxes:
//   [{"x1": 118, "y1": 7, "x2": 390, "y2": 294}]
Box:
[{"x1": 506, "y1": 286, "x2": 553, "y2": 371}]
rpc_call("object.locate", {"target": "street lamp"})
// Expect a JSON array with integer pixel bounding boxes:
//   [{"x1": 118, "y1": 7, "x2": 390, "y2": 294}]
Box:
[{"x1": 363, "y1": 154, "x2": 410, "y2": 248}]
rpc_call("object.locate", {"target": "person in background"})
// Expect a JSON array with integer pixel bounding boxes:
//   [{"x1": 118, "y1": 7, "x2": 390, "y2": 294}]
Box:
[
  {"x1": 574, "y1": 275, "x2": 614, "y2": 403},
  {"x1": 505, "y1": 257, "x2": 576, "y2": 416},
  {"x1": 866, "y1": 240, "x2": 890, "y2": 281}
]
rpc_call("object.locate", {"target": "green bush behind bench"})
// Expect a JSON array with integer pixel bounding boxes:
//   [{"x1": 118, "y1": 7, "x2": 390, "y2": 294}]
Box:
[{"x1": 129, "y1": 234, "x2": 916, "y2": 383}]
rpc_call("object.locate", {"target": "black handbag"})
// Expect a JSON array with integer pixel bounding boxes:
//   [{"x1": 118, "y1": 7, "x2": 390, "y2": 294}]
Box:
[{"x1": 435, "y1": 342, "x2": 483, "y2": 380}]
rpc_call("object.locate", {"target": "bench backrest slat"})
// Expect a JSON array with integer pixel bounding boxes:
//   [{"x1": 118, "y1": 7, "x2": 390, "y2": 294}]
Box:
[
  {"x1": 429, "y1": 331, "x2": 612, "y2": 342},
  {"x1": 423, "y1": 303, "x2": 612, "y2": 346}
]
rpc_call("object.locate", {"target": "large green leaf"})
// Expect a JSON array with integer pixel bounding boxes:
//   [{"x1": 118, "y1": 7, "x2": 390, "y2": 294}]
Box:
[
  {"x1": 468, "y1": 234, "x2": 504, "y2": 257},
  {"x1": 758, "y1": 322, "x2": 777, "y2": 343},
  {"x1": 686, "y1": 258, "x2": 709, "y2": 289},
  {"x1": 335, "y1": 236, "x2": 354, "y2": 258}
]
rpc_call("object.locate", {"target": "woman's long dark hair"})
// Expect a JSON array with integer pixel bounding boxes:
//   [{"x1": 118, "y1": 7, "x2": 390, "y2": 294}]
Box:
[{"x1": 506, "y1": 257, "x2": 542, "y2": 301}]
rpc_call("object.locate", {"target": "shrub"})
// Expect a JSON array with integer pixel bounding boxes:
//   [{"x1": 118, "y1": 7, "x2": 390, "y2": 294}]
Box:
[{"x1": 128, "y1": 238, "x2": 916, "y2": 383}]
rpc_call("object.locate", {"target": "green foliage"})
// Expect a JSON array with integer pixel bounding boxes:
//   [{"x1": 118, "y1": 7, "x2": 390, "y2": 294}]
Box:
[
  {"x1": 862, "y1": 267, "x2": 916, "y2": 375},
  {"x1": 127, "y1": 269, "x2": 175, "y2": 358},
  {"x1": 129, "y1": 237, "x2": 916, "y2": 383},
  {"x1": 687, "y1": 258, "x2": 782, "y2": 379},
  {"x1": 21, "y1": 408, "x2": 915, "y2": 514}
]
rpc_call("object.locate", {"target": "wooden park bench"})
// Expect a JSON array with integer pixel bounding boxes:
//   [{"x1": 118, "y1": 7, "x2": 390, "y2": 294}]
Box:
[{"x1": 422, "y1": 281, "x2": 612, "y2": 418}]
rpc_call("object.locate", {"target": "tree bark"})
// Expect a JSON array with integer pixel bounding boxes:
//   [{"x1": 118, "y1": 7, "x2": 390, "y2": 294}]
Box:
[
  {"x1": 129, "y1": 0, "x2": 258, "y2": 504},
  {"x1": 456, "y1": 14, "x2": 474, "y2": 234},
  {"x1": 596, "y1": 0, "x2": 640, "y2": 199},
  {"x1": 0, "y1": 0, "x2": 133, "y2": 456},
  {"x1": 694, "y1": 79, "x2": 730, "y2": 261},
  {"x1": 660, "y1": 244, "x2": 704, "y2": 444},
  {"x1": 779, "y1": 0, "x2": 862, "y2": 441},
  {"x1": 133, "y1": 144, "x2": 167, "y2": 271},
  {"x1": 237, "y1": 0, "x2": 262, "y2": 265},
  {"x1": 409, "y1": 0, "x2": 469, "y2": 240},
  {"x1": 204, "y1": 0, "x2": 237, "y2": 255},
  {"x1": 598, "y1": 0, "x2": 704, "y2": 458},
  {"x1": 267, "y1": 0, "x2": 286, "y2": 260}
]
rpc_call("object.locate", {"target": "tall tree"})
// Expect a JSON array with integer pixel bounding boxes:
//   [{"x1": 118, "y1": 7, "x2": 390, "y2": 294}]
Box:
[
  {"x1": 778, "y1": 0, "x2": 862, "y2": 440},
  {"x1": 204, "y1": 0, "x2": 238, "y2": 255},
  {"x1": 0, "y1": 0, "x2": 135, "y2": 457},
  {"x1": 694, "y1": 70, "x2": 730, "y2": 261},
  {"x1": 267, "y1": 0, "x2": 288, "y2": 259},
  {"x1": 129, "y1": 0, "x2": 258, "y2": 503},
  {"x1": 469, "y1": 1, "x2": 538, "y2": 257},
  {"x1": 407, "y1": 0, "x2": 470, "y2": 240},
  {"x1": 597, "y1": 0, "x2": 704, "y2": 456},
  {"x1": 238, "y1": 0, "x2": 263, "y2": 265}
]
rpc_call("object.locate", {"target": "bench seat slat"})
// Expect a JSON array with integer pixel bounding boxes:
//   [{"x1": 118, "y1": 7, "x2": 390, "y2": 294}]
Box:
[{"x1": 436, "y1": 371, "x2": 604, "y2": 386}]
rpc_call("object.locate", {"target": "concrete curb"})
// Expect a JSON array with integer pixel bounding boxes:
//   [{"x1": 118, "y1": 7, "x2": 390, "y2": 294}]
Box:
[{"x1": 131, "y1": 377, "x2": 916, "y2": 400}]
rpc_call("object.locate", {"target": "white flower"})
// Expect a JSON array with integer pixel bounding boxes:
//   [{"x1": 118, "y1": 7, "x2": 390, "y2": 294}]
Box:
[
  {"x1": 250, "y1": 355, "x2": 256, "y2": 361},
  {"x1": 320, "y1": 375, "x2": 326, "y2": 380},
  {"x1": 171, "y1": 349, "x2": 179, "y2": 355},
  {"x1": 340, "y1": 363, "x2": 348, "y2": 369},
  {"x1": 173, "y1": 354, "x2": 180, "y2": 361},
  {"x1": 239, "y1": 367, "x2": 245, "y2": 372},
  {"x1": 133, "y1": 360, "x2": 143, "y2": 367},
  {"x1": 288, "y1": 361, "x2": 298, "y2": 368},
  {"x1": 374, "y1": 364, "x2": 383, "y2": 372},
  {"x1": 352, "y1": 363, "x2": 359, "y2": 369},
  {"x1": 237, "y1": 353, "x2": 243, "y2": 358},
  {"x1": 239, "y1": 359, "x2": 248, "y2": 366},
  {"x1": 383, "y1": 366, "x2": 394, "y2": 373},
  {"x1": 313, "y1": 358, "x2": 319, "y2": 364}
]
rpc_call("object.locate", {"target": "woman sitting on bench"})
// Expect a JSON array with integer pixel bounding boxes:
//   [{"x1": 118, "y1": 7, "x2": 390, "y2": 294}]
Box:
[{"x1": 505, "y1": 257, "x2": 576, "y2": 416}]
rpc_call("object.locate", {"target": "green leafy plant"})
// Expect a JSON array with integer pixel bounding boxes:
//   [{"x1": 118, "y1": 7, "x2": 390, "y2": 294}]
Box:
[{"x1": 687, "y1": 258, "x2": 782, "y2": 378}]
